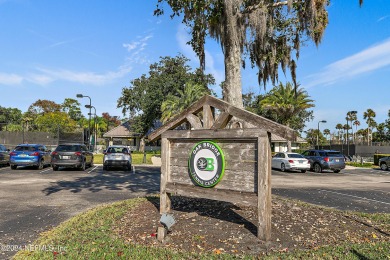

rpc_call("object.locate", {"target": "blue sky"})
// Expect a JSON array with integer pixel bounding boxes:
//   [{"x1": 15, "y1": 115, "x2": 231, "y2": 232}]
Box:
[{"x1": 0, "y1": 0, "x2": 389, "y2": 136}]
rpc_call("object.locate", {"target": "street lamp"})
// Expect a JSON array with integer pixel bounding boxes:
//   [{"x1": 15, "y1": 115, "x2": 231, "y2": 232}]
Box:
[
  {"x1": 77, "y1": 94, "x2": 92, "y2": 149},
  {"x1": 346, "y1": 111, "x2": 357, "y2": 157},
  {"x1": 317, "y1": 120, "x2": 327, "y2": 149},
  {"x1": 85, "y1": 105, "x2": 97, "y2": 152}
]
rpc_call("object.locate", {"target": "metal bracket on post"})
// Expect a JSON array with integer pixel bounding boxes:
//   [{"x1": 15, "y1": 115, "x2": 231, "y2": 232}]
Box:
[{"x1": 157, "y1": 213, "x2": 176, "y2": 241}]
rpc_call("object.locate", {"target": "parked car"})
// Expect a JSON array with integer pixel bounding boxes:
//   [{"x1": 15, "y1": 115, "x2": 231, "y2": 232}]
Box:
[
  {"x1": 378, "y1": 156, "x2": 390, "y2": 171},
  {"x1": 103, "y1": 145, "x2": 132, "y2": 171},
  {"x1": 301, "y1": 149, "x2": 345, "y2": 173},
  {"x1": 0, "y1": 144, "x2": 10, "y2": 166},
  {"x1": 50, "y1": 143, "x2": 94, "y2": 171},
  {"x1": 272, "y1": 152, "x2": 311, "y2": 173},
  {"x1": 9, "y1": 144, "x2": 51, "y2": 170}
]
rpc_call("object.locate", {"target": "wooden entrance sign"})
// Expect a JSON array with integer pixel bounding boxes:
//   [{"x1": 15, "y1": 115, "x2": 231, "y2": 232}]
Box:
[{"x1": 148, "y1": 95, "x2": 295, "y2": 241}]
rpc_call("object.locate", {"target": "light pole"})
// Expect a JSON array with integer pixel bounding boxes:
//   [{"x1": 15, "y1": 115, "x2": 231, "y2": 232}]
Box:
[
  {"x1": 346, "y1": 110, "x2": 357, "y2": 157},
  {"x1": 317, "y1": 120, "x2": 327, "y2": 149},
  {"x1": 77, "y1": 94, "x2": 92, "y2": 149},
  {"x1": 85, "y1": 105, "x2": 97, "y2": 152}
]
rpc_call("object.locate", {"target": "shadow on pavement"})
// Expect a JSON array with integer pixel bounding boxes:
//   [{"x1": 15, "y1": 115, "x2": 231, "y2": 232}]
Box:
[{"x1": 42, "y1": 166, "x2": 160, "y2": 196}]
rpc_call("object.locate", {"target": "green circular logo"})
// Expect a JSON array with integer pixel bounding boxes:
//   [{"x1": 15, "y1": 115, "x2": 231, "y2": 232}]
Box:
[{"x1": 188, "y1": 141, "x2": 225, "y2": 188}]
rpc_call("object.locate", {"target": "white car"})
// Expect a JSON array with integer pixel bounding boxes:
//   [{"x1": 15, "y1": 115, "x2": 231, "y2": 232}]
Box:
[
  {"x1": 272, "y1": 152, "x2": 310, "y2": 173},
  {"x1": 103, "y1": 145, "x2": 132, "y2": 171}
]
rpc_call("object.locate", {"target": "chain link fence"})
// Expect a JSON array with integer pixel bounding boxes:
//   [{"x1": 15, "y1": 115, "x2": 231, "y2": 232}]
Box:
[{"x1": 0, "y1": 130, "x2": 85, "y2": 151}]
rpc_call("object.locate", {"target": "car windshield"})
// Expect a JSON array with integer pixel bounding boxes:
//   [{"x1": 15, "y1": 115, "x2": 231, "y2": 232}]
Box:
[
  {"x1": 287, "y1": 153, "x2": 304, "y2": 158},
  {"x1": 326, "y1": 151, "x2": 342, "y2": 157},
  {"x1": 56, "y1": 145, "x2": 80, "y2": 152},
  {"x1": 15, "y1": 146, "x2": 37, "y2": 151},
  {"x1": 107, "y1": 147, "x2": 128, "y2": 153}
]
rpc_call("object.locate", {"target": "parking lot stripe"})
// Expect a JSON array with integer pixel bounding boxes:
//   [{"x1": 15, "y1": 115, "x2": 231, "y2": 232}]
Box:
[
  {"x1": 40, "y1": 168, "x2": 52, "y2": 174},
  {"x1": 87, "y1": 165, "x2": 99, "y2": 174},
  {"x1": 318, "y1": 189, "x2": 390, "y2": 206}
]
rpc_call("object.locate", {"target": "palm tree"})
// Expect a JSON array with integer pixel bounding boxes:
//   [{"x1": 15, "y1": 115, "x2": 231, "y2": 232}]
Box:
[
  {"x1": 363, "y1": 109, "x2": 376, "y2": 145},
  {"x1": 161, "y1": 82, "x2": 209, "y2": 124},
  {"x1": 260, "y1": 82, "x2": 314, "y2": 151},
  {"x1": 353, "y1": 120, "x2": 360, "y2": 143},
  {"x1": 323, "y1": 129, "x2": 331, "y2": 145},
  {"x1": 343, "y1": 124, "x2": 350, "y2": 144},
  {"x1": 356, "y1": 129, "x2": 365, "y2": 144},
  {"x1": 335, "y1": 124, "x2": 343, "y2": 143},
  {"x1": 346, "y1": 111, "x2": 357, "y2": 143}
]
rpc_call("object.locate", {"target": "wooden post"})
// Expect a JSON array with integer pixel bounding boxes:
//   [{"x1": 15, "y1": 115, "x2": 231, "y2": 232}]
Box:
[
  {"x1": 160, "y1": 137, "x2": 171, "y2": 214},
  {"x1": 257, "y1": 134, "x2": 272, "y2": 241}
]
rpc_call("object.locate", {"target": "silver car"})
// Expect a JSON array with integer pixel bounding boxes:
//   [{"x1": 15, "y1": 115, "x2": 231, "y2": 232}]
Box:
[
  {"x1": 378, "y1": 156, "x2": 390, "y2": 171},
  {"x1": 103, "y1": 145, "x2": 132, "y2": 171}
]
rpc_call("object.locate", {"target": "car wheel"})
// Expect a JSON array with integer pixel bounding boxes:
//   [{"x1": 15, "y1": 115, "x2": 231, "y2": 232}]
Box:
[
  {"x1": 38, "y1": 159, "x2": 44, "y2": 170},
  {"x1": 281, "y1": 163, "x2": 286, "y2": 172},
  {"x1": 53, "y1": 165, "x2": 59, "y2": 171},
  {"x1": 313, "y1": 163, "x2": 322, "y2": 173},
  {"x1": 103, "y1": 165, "x2": 107, "y2": 171},
  {"x1": 127, "y1": 163, "x2": 132, "y2": 172},
  {"x1": 11, "y1": 165, "x2": 17, "y2": 170},
  {"x1": 334, "y1": 170, "x2": 340, "y2": 173},
  {"x1": 380, "y1": 163, "x2": 388, "y2": 171},
  {"x1": 301, "y1": 170, "x2": 306, "y2": 173},
  {"x1": 80, "y1": 161, "x2": 86, "y2": 171}
]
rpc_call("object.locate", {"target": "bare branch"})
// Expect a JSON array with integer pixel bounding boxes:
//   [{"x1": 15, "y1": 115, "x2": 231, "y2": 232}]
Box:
[{"x1": 243, "y1": 1, "x2": 291, "y2": 15}]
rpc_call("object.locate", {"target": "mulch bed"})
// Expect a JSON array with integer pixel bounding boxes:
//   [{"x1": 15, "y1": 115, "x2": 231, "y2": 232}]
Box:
[{"x1": 116, "y1": 196, "x2": 389, "y2": 256}]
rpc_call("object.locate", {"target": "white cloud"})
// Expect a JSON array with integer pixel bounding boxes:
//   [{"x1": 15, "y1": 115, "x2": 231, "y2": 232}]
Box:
[
  {"x1": 304, "y1": 38, "x2": 390, "y2": 88},
  {"x1": 0, "y1": 73, "x2": 23, "y2": 85},
  {"x1": 26, "y1": 74, "x2": 54, "y2": 85},
  {"x1": 123, "y1": 34, "x2": 153, "y2": 53},
  {"x1": 378, "y1": 15, "x2": 390, "y2": 22},
  {"x1": 123, "y1": 34, "x2": 153, "y2": 65},
  {"x1": 34, "y1": 65, "x2": 132, "y2": 85},
  {"x1": 123, "y1": 43, "x2": 138, "y2": 51}
]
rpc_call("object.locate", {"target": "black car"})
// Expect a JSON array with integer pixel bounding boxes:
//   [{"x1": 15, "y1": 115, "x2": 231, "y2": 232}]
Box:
[
  {"x1": 50, "y1": 143, "x2": 94, "y2": 171},
  {"x1": 301, "y1": 149, "x2": 346, "y2": 173},
  {"x1": 0, "y1": 144, "x2": 10, "y2": 166}
]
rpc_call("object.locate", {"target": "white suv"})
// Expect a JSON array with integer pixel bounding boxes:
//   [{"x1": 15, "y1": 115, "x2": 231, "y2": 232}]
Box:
[{"x1": 103, "y1": 145, "x2": 132, "y2": 171}]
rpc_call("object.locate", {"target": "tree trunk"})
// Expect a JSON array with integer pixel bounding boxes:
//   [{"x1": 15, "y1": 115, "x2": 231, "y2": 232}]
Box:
[{"x1": 223, "y1": 0, "x2": 243, "y2": 109}]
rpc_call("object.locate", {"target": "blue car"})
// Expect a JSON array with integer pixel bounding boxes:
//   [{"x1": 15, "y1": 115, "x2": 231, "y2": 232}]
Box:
[{"x1": 10, "y1": 144, "x2": 51, "y2": 170}]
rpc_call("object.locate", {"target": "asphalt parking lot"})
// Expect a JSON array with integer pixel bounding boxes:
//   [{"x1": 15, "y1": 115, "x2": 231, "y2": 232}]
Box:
[
  {"x1": 0, "y1": 165, "x2": 389, "y2": 259},
  {"x1": 0, "y1": 165, "x2": 160, "y2": 259},
  {"x1": 272, "y1": 167, "x2": 390, "y2": 213}
]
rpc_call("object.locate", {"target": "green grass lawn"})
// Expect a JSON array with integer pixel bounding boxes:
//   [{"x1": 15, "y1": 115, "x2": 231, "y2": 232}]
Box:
[
  {"x1": 93, "y1": 153, "x2": 155, "y2": 165},
  {"x1": 13, "y1": 198, "x2": 390, "y2": 260}
]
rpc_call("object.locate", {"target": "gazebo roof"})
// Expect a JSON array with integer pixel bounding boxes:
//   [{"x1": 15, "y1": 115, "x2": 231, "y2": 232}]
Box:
[{"x1": 103, "y1": 121, "x2": 141, "y2": 138}]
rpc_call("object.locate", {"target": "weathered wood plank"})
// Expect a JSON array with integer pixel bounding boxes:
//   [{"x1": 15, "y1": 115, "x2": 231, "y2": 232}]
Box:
[
  {"x1": 161, "y1": 128, "x2": 267, "y2": 140},
  {"x1": 203, "y1": 104, "x2": 214, "y2": 129},
  {"x1": 160, "y1": 137, "x2": 171, "y2": 214},
  {"x1": 170, "y1": 149, "x2": 256, "y2": 163},
  {"x1": 257, "y1": 134, "x2": 272, "y2": 241},
  {"x1": 170, "y1": 141, "x2": 256, "y2": 149},
  {"x1": 211, "y1": 112, "x2": 232, "y2": 130},
  {"x1": 170, "y1": 166, "x2": 256, "y2": 192},
  {"x1": 148, "y1": 96, "x2": 207, "y2": 141},
  {"x1": 166, "y1": 182, "x2": 257, "y2": 207},
  {"x1": 204, "y1": 95, "x2": 296, "y2": 141},
  {"x1": 186, "y1": 114, "x2": 203, "y2": 129},
  {"x1": 170, "y1": 157, "x2": 256, "y2": 170}
]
